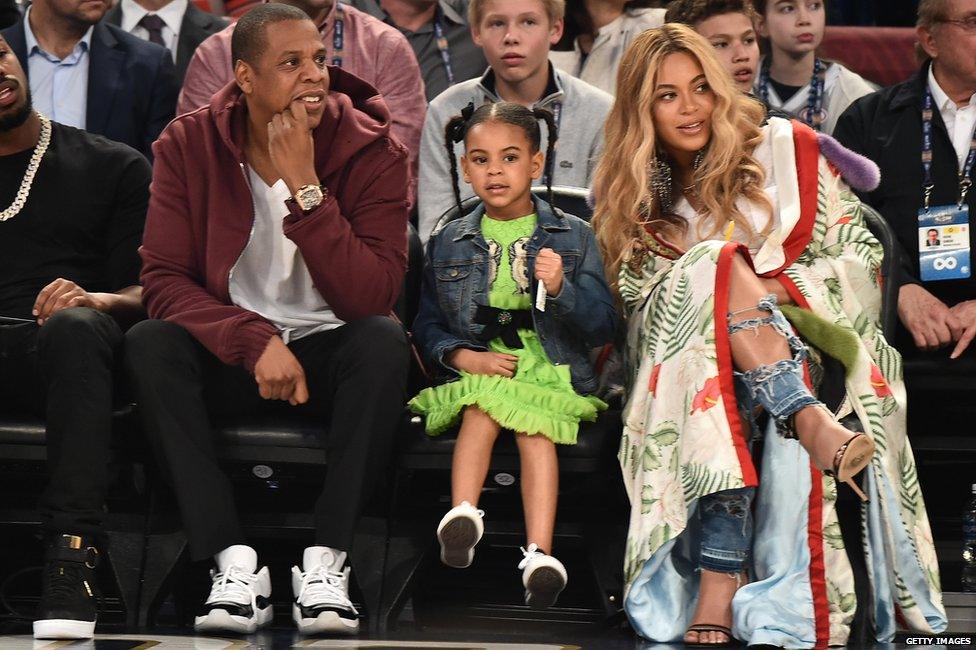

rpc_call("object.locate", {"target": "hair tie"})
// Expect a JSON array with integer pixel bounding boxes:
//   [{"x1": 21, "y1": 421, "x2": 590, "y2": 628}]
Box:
[
  {"x1": 449, "y1": 102, "x2": 477, "y2": 143},
  {"x1": 449, "y1": 121, "x2": 466, "y2": 143}
]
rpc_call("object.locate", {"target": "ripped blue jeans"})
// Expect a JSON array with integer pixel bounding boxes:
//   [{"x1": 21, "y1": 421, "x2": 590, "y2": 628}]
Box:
[
  {"x1": 697, "y1": 294, "x2": 822, "y2": 573},
  {"x1": 698, "y1": 487, "x2": 756, "y2": 573},
  {"x1": 731, "y1": 294, "x2": 819, "y2": 438}
]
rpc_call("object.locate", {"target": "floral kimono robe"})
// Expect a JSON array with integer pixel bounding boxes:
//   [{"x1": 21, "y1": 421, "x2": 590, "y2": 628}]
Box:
[{"x1": 618, "y1": 118, "x2": 947, "y2": 647}]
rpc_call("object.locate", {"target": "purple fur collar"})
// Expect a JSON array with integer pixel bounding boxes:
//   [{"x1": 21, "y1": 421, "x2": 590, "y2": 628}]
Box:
[{"x1": 816, "y1": 133, "x2": 880, "y2": 192}]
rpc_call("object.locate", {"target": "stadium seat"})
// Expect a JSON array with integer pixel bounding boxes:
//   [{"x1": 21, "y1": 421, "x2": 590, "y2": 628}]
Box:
[{"x1": 820, "y1": 26, "x2": 918, "y2": 87}]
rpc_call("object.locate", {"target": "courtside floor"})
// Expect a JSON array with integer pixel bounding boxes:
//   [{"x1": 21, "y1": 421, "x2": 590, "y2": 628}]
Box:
[{"x1": 0, "y1": 631, "x2": 972, "y2": 648}]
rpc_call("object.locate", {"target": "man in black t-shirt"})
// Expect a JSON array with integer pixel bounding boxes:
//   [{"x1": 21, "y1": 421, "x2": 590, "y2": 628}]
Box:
[{"x1": 0, "y1": 34, "x2": 150, "y2": 640}]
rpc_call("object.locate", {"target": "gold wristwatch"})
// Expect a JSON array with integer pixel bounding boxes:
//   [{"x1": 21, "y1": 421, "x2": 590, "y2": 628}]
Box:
[{"x1": 292, "y1": 184, "x2": 326, "y2": 211}]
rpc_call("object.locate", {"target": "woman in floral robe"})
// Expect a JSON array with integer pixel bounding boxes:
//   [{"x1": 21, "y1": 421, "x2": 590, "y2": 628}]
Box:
[{"x1": 591, "y1": 25, "x2": 947, "y2": 647}]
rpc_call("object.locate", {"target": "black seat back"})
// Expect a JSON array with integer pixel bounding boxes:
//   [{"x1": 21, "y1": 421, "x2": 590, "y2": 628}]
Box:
[{"x1": 860, "y1": 203, "x2": 899, "y2": 341}]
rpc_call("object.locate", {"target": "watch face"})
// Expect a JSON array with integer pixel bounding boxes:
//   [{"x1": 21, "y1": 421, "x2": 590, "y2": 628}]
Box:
[{"x1": 297, "y1": 185, "x2": 323, "y2": 210}]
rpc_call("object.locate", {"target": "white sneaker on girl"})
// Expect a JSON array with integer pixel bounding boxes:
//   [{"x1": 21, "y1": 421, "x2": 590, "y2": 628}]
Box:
[
  {"x1": 194, "y1": 545, "x2": 273, "y2": 634},
  {"x1": 291, "y1": 546, "x2": 360, "y2": 635},
  {"x1": 518, "y1": 543, "x2": 567, "y2": 609},
  {"x1": 436, "y1": 501, "x2": 484, "y2": 568}
]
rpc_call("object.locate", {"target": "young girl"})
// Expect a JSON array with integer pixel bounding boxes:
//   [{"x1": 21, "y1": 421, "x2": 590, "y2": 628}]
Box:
[
  {"x1": 410, "y1": 102, "x2": 618, "y2": 609},
  {"x1": 753, "y1": 0, "x2": 873, "y2": 134}
]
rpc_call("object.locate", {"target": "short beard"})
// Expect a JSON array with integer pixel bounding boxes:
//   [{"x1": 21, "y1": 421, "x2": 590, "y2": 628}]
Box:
[{"x1": 0, "y1": 91, "x2": 33, "y2": 133}]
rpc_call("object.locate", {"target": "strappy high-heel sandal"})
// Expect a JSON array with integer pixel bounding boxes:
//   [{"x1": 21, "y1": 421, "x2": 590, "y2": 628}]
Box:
[
  {"x1": 683, "y1": 571, "x2": 746, "y2": 647},
  {"x1": 819, "y1": 432, "x2": 875, "y2": 502},
  {"x1": 684, "y1": 623, "x2": 734, "y2": 648}
]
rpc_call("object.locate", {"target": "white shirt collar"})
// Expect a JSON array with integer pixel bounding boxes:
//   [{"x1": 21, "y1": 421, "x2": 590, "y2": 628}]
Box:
[
  {"x1": 928, "y1": 63, "x2": 976, "y2": 112},
  {"x1": 24, "y1": 6, "x2": 94, "y2": 56},
  {"x1": 120, "y1": 0, "x2": 189, "y2": 36}
]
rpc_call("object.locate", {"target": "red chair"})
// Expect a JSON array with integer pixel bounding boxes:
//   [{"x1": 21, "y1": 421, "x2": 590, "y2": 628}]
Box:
[{"x1": 820, "y1": 26, "x2": 919, "y2": 87}]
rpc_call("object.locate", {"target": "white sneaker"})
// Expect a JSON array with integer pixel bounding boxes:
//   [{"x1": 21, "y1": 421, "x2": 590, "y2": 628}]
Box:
[
  {"x1": 194, "y1": 560, "x2": 273, "y2": 634},
  {"x1": 291, "y1": 547, "x2": 359, "y2": 635},
  {"x1": 518, "y1": 543, "x2": 567, "y2": 609},
  {"x1": 436, "y1": 501, "x2": 485, "y2": 568}
]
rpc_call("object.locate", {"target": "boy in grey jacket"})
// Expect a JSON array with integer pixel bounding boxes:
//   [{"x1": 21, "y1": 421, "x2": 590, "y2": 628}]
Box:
[{"x1": 417, "y1": 0, "x2": 612, "y2": 244}]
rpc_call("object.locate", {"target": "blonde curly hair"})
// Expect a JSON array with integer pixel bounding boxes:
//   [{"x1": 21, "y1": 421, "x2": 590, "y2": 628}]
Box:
[{"x1": 591, "y1": 23, "x2": 772, "y2": 293}]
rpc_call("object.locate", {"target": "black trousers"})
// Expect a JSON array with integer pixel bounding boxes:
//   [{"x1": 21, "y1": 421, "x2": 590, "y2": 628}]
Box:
[
  {"x1": 0, "y1": 308, "x2": 124, "y2": 536},
  {"x1": 124, "y1": 316, "x2": 409, "y2": 561}
]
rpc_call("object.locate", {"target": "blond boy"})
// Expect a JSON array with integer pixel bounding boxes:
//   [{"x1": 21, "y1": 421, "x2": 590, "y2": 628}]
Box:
[{"x1": 417, "y1": 0, "x2": 612, "y2": 244}]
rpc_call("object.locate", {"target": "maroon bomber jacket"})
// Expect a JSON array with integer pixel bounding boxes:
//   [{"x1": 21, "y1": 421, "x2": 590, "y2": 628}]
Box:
[{"x1": 140, "y1": 67, "x2": 410, "y2": 373}]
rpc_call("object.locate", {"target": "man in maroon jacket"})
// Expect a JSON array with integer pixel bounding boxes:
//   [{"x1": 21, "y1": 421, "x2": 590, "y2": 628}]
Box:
[{"x1": 124, "y1": 4, "x2": 409, "y2": 636}]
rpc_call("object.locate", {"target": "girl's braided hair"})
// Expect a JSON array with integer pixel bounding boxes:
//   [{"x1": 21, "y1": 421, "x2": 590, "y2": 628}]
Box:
[{"x1": 443, "y1": 101, "x2": 559, "y2": 219}]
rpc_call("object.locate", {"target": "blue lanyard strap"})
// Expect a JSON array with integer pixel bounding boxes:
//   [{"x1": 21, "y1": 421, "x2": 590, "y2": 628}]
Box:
[
  {"x1": 334, "y1": 2, "x2": 456, "y2": 86},
  {"x1": 921, "y1": 87, "x2": 976, "y2": 211},
  {"x1": 432, "y1": 7, "x2": 455, "y2": 86},
  {"x1": 332, "y1": 1, "x2": 345, "y2": 67},
  {"x1": 758, "y1": 57, "x2": 827, "y2": 131}
]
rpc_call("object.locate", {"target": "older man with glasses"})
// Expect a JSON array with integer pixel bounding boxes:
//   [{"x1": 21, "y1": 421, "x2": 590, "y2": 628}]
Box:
[{"x1": 835, "y1": 0, "x2": 976, "y2": 361}]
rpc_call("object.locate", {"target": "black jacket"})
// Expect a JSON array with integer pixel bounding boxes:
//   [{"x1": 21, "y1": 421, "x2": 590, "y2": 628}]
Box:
[
  {"x1": 104, "y1": 2, "x2": 228, "y2": 85},
  {"x1": 834, "y1": 63, "x2": 976, "y2": 308},
  {"x1": 1, "y1": 18, "x2": 177, "y2": 161}
]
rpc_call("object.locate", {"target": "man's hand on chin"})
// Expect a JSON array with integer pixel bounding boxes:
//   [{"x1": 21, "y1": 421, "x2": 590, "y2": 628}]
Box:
[{"x1": 268, "y1": 99, "x2": 319, "y2": 196}]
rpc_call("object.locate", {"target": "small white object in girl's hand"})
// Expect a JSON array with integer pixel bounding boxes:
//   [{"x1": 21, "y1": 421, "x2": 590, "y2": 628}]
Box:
[{"x1": 535, "y1": 281, "x2": 547, "y2": 312}]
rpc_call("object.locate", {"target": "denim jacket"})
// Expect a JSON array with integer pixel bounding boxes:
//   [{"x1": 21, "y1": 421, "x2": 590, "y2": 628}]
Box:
[{"x1": 413, "y1": 198, "x2": 619, "y2": 394}]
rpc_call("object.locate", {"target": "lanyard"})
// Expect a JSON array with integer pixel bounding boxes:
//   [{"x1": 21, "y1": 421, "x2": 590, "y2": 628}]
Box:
[
  {"x1": 758, "y1": 57, "x2": 827, "y2": 131},
  {"x1": 921, "y1": 87, "x2": 976, "y2": 211},
  {"x1": 332, "y1": 2, "x2": 346, "y2": 67},
  {"x1": 333, "y1": 2, "x2": 456, "y2": 85},
  {"x1": 432, "y1": 7, "x2": 455, "y2": 86}
]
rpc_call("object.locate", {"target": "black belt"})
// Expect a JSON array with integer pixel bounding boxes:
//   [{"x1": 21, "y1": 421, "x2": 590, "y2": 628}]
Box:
[{"x1": 473, "y1": 305, "x2": 533, "y2": 348}]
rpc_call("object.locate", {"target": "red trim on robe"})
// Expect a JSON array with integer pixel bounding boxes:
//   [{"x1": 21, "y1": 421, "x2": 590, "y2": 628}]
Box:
[
  {"x1": 761, "y1": 121, "x2": 821, "y2": 278},
  {"x1": 651, "y1": 231, "x2": 685, "y2": 259},
  {"x1": 775, "y1": 273, "x2": 832, "y2": 648},
  {"x1": 713, "y1": 243, "x2": 758, "y2": 487},
  {"x1": 808, "y1": 465, "x2": 830, "y2": 648}
]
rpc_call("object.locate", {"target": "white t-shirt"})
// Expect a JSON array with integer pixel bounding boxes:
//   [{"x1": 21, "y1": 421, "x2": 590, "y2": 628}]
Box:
[
  {"x1": 228, "y1": 167, "x2": 344, "y2": 343},
  {"x1": 672, "y1": 126, "x2": 780, "y2": 254}
]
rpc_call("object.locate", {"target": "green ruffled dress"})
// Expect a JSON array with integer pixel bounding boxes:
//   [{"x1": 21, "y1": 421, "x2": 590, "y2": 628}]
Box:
[{"x1": 409, "y1": 213, "x2": 606, "y2": 445}]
